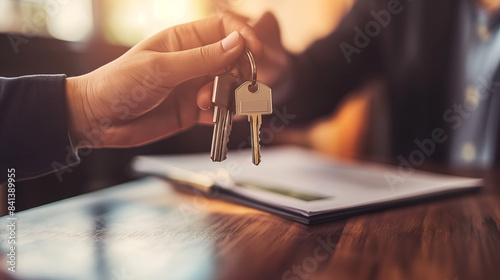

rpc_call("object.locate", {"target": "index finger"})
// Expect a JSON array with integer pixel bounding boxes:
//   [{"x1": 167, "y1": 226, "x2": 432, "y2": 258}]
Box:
[{"x1": 220, "y1": 13, "x2": 263, "y2": 60}]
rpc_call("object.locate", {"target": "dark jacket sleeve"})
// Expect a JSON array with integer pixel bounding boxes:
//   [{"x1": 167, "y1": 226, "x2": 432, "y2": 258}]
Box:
[
  {"x1": 0, "y1": 75, "x2": 80, "y2": 184},
  {"x1": 283, "y1": 0, "x2": 384, "y2": 124}
]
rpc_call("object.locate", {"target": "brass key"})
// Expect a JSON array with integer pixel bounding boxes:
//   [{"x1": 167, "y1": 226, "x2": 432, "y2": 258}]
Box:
[{"x1": 235, "y1": 81, "x2": 273, "y2": 165}]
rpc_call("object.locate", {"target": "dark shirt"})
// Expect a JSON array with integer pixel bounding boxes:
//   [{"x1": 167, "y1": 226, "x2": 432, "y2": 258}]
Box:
[
  {"x1": 287, "y1": 0, "x2": 500, "y2": 166},
  {"x1": 0, "y1": 75, "x2": 79, "y2": 184}
]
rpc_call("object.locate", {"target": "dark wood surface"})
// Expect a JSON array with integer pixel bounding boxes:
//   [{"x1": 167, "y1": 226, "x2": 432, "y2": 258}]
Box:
[{"x1": 1, "y1": 166, "x2": 499, "y2": 280}]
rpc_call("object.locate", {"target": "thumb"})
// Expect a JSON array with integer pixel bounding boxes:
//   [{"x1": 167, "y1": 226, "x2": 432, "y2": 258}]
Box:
[{"x1": 166, "y1": 31, "x2": 244, "y2": 85}]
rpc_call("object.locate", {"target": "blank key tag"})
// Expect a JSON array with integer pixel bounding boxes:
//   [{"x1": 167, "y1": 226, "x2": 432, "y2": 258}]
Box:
[
  {"x1": 235, "y1": 81, "x2": 273, "y2": 165},
  {"x1": 235, "y1": 81, "x2": 272, "y2": 116}
]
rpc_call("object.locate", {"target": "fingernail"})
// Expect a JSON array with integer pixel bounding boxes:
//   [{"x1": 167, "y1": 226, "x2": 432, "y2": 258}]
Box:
[{"x1": 222, "y1": 31, "x2": 240, "y2": 51}]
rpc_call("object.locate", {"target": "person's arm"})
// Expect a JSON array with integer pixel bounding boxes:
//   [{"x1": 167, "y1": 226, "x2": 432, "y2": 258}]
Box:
[
  {"x1": 0, "y1": 75, "x2": 78, "y2": 183},
  {"x1": 284, "y1": 0, "x2": 386, "y2": 124},
  {"x1": 0, "y1": 14, "x2": 262, "y2": 184}
]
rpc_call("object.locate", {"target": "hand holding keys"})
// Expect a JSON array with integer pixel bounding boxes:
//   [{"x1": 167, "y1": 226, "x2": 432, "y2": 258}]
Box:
[{"x1": 210, "y1": 50, "x2": 273, "y2": 165}]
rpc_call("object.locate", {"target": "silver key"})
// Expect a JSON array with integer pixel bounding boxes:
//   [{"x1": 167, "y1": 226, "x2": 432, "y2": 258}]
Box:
[
  {"x1": 210, "y1": 72, "x2": 239, "y2": 162},
  {"x1": 235, "y1": 81, "x2": 273, "y2": 165}
]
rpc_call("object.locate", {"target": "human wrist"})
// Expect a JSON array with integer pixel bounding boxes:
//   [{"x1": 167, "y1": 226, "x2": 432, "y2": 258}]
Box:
[{"x1": 66, "y1": 76, "x2": 92, "y2": 148}]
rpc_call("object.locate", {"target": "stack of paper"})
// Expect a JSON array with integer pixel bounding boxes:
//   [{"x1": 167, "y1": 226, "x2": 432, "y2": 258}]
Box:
[{"x1": 132, "y1": 146, "x2": 482, "y2": 224}]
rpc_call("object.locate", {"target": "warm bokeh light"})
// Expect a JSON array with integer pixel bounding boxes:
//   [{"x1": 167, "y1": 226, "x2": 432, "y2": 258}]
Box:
[
  {"x1": 0, "y1": 0, "x2": 353, "y2": 52},
  {"x1": 102, "y1": 0, "x2": 213, "y2": 46},
  {"x1": 307, "y1": 89, "x2": 370, "y2": 159},
  {"x1": 0, "y1": 0, "x2": 93, "y2": 42},
  {"x1": 0, "y1": 1, "x2": 16, "y2": 32},
  {"x1": 223, "y1": 0, "x2": 355, "y2": 53},
  {"x1": 154, "y1": 0, "x2": 189, "y2": 20},
  {"x1": 101, "y1": 0, "x2": 353, "y2": 50},
  {"x1": 46, "y1": 0, "x2": 94, "y2": 42}
]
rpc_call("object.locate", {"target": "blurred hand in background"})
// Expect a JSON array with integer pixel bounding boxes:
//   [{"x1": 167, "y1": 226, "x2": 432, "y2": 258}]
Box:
[{"x1": 196, "y1": 12, "x2": 291, "y2": 112}]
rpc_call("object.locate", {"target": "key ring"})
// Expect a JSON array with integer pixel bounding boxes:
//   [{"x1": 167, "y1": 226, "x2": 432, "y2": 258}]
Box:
[{"x1": 237, "y1": 49, "x2": 257, "y2": 88}]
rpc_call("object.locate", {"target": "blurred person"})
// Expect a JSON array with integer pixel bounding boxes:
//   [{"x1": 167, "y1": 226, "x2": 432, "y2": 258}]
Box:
[
  {"x1": 0, "y1": 15, "x2": 262, "y2": 184},
  {"x1": 200, "y1": 0, "x2": 500, "y2": 167}
]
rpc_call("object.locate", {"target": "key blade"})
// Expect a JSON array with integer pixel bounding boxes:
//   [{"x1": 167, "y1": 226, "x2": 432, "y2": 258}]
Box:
[
  {"x1": 210, "y1": 72, "x2": 238, "y2": 162},
  {"x1": 211, "y1": 107, "x2": 233, "y2": 162},
  {"x1": 249, "y1": 114, "x2": 262, "y2": 165},
  {"x1": 211, "y1": 107, "x2": 227, "y2": 161},
  {"x1": 221, "y1": 110, "x2": 233, "y2": 161},
  {"x1": 210, "y1": 108, "x2": 222, "y2": 161}
]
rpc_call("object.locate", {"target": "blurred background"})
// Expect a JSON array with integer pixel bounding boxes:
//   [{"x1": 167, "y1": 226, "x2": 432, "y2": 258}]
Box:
[
  {"x1": 0, "y1": 0, "x2": 354, "y2": 53},
  {"x1": 0, "y1": 0, "x2": 359, "y2": 211}
]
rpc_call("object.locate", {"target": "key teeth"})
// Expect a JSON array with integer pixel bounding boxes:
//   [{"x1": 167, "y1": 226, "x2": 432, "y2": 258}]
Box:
[
  {"x1": 222, "y1": 117, "x2": 232, "y2": 161},
  {"x1": 258, "y1": 140, "x2": 261, "y2": 164},
  {"x1": 254, "y1": 132, "x2": 261, "y2": 165},
  {"x1": 223, "y1": 135, "x2": 229, "y2": 161},
  {"x1": 210, "y1": 106, "x2": 233, "y2": 162}
]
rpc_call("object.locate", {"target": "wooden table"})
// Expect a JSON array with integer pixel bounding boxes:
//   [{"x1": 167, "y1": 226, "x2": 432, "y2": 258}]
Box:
[{"x1": 1, "y1": 166, "x2": 499, "y2": 280}]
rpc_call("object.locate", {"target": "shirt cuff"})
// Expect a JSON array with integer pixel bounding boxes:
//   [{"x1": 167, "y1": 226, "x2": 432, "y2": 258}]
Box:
[{"x1": 0, "y1": 74, "x2": 80, "y2": 184}]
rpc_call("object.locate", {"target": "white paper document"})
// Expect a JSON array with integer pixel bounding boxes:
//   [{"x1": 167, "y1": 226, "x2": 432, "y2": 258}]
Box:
[{"x1": 131, "y1": 146, "x2": 482, "y2": 224}]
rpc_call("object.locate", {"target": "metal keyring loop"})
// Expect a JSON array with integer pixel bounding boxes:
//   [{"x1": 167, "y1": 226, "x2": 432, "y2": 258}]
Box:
[{"x1": 237, "y1": 49, "x2": 257, "y2": 87}]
